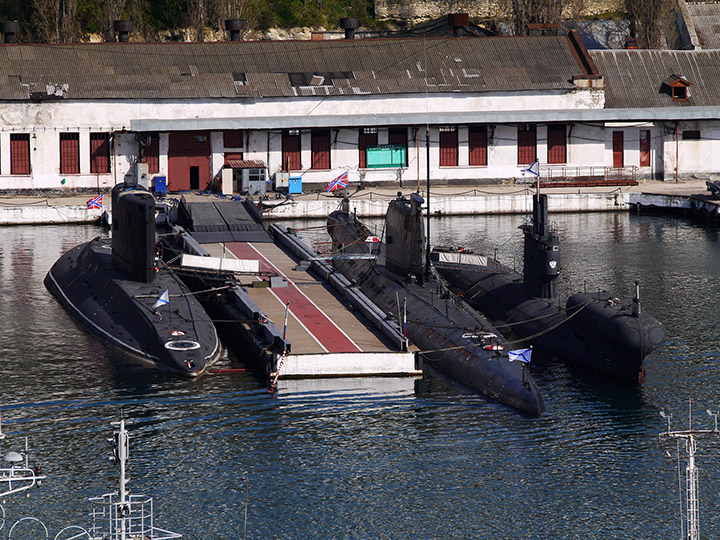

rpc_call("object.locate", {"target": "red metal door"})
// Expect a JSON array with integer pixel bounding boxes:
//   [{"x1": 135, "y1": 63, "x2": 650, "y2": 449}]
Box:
[
  {"x1": 168, "y1": 131, "x2": 210, "y2": 191},
  {"x1": 612, "y1": 131, "x2": 624, "y2": 168}
]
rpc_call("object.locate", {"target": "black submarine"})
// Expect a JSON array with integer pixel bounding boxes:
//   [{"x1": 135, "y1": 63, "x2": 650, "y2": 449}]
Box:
[
  {"x1": 44, "y1": 183, "x2": 221, "y2": 376},
  {"x1": 432, "y1": 191, "x2": 665, "y2": 383},
  {"x1": 328, "y1": 193, "x2": 545, "y2": 416}
]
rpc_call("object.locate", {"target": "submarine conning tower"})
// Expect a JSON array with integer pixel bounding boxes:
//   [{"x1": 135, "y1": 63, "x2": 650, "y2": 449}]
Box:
[
  {"x1": 385, "y1": 193, "x2": 426, "y2": 282},
  {"x1": 522, "y1": 193, "x2": 560, "y2": 300},
  {"x1": 111, "y1": 182, "x2": 157, "y2": 283}
]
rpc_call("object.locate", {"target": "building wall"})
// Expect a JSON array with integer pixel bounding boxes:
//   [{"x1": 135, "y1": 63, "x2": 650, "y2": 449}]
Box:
[{"x1": 0, "y1": 93, "x2": 715, "y2": 192}]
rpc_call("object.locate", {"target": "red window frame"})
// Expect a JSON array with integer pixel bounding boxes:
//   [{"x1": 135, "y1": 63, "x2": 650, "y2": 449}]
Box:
[
  {"x1": 144, "y1": 134, "x2": 160, "y2": 174},
  {"x1": 10, "y1": 133, "x2": 30, "y2": 175},
  {"x1": 518, "y1": 124, "x2": 537, "y2": 165},
  {"x1": 388, "y1": 127, "x2": 408, "y2": 167},
  {"x1": 639, "y1": 130, "x2": 650, "y2": 167},
  {"x1": 469, "y1": 125, "x2": 487, "y2": 166},
  {"x1": 359, "y1": 128, "x2": 378, "y2": 168},
  {"x1": 60, "y1": 132, "x2": 80, "y2": 175},
  {"x1": 612, "y1": 131, "x2": 624, "y2": 168},
  {"x1": 439, "y1": 127, "x2": 458, "y2": 167},
  {"x1": 223, "y1": 130, "x2": 244, "y2": 148},
  {"x1": 282, "y1": 130, "x2": 301, "y2": 171},
  {"x1": 311, "y1": 129, "x2": 331, "y2": 170},
  {"x1": 90, "y1": 132, "x2": 110, "y2": 174},
  {"x1": 547, "y1": 124, "x2": 566, "y2": 165}
]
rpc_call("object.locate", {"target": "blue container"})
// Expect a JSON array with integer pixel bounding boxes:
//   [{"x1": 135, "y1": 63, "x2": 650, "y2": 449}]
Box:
[
  {"x1": 154, "y1": 176, "x2": 167, "y2": 196},
  {"x1": 288, "y1": 176, "x2": 302, "y2": 195}
]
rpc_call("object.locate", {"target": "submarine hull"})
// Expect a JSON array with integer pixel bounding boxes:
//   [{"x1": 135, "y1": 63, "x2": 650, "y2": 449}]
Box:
[
  {"x1": 328, "y1": 200, "x2": 544, "y2": 416},
  {"x1": 45, "y1": 238, "x2": 221, "y2": 376},
  {"x1": 44, "y1": 183, "x2": 221, "y2": 376},
  {"x1": 435, "y1": 259, "x2": 665, "y2": 383}
]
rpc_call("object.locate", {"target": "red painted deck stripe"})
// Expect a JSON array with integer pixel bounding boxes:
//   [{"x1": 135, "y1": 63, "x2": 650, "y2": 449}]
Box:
[{"x1": 226, "y1": 242, "x2": 361, "y2": 353}]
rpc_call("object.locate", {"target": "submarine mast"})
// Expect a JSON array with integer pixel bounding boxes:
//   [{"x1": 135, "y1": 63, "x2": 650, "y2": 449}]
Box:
[{"x1": 521, "y1": 181, "x2": 560, "y2": 300}]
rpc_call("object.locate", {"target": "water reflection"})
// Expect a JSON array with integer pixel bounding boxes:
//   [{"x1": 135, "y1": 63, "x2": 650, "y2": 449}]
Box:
[{"x1": 1, "y1": 212, "x2": 720, "y2": 538}]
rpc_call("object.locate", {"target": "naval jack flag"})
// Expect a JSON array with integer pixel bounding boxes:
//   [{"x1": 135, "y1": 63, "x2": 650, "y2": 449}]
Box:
[
  {"x1": 152, "y1": 289, "x2": 169, "y2": 310},
  {"x1": 508, "y1": 348, "x2": 532, "y2": 364},
  {"x1": 521, "y1": 161, "x2": 539, "y2": 177}
]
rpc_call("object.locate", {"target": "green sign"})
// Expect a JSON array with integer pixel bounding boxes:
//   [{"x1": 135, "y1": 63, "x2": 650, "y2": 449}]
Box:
[{"x1": 366, "y1": 144, "x2": 406, "y2": 168}]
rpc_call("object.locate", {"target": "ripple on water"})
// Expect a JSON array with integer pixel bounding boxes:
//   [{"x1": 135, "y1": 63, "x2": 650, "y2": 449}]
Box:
[{"x1": 1, "y1": 216, "x2": 720, "y2": 539}]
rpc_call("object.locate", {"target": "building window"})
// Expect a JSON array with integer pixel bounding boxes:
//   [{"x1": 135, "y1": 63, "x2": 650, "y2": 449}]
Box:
[
  {"x1": 90, "y1": 133, "x2": 110, "y2": 174},
  {"x1": 439, "y1": 126, "x2": 458, "y2": 167},
  {"x1": 672, "y1": 86, "x2": 688, "y2": 101},
  {"x1": 143, "y1": 134, "x2": 160, "y2": 174},
  {"x1": 359, "y1": 127, "x2": 378, "y2": 168},
  {"x1": 547, "y1": 124, "x2": 566, "y2": 164},
  {"x1": 10, "y1": 134, "x2": 30, "y2": 175},
  {"x1": 682, "y1": 130, "x2": 701, "y2": 140},
  {"x1": 388, "y1": 127, "x2": 408, "y2": 167},
  {"x1": 639, "y1": 130, "x2": 650, "y2": 167},
  {"x1": 612, "y1": 131, "x2": 624, "y2": 168},
  {"x1": 518, "y1": 124, "x2": 537, "y2": 165},
  {"x1": 282, "y1": 130, "x2": 301, "y2": 171},
  {"x1": 223, "y1": 130, "x2": 244, "y2": 148},
  {"x1": 469, "y1": 125, "x2": 487, "y2": 166},
  {"x1": 311, "y1": 129, "x2": 331, "y2": 170},
  {"x1": 60, "y1": 132, "x2": 80, "y2": 174}
]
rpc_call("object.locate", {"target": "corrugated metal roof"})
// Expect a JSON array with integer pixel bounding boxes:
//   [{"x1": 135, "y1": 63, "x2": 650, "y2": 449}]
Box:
[
  {"x1": 686, "y1": 2, "x2": 720, "y2": 50},
  {"x1": 226, "y1": 159, "x2": 265, "y2": 168},
  {"x1": 0, "y1": 36, "x2": 581, "y2": 101},
  {"x1": 590, "y1": 49, "x2": 720, "y2": 108}
]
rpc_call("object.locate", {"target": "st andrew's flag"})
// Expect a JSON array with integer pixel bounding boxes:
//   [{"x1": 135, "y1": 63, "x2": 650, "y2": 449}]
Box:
[
  {"x1": 508, "y1": 348, "x2": 532, "y2": 364},
  {"x1": 521, "y1": 161, "x2": 539, "y2": 177},
  {"x1": 326, "y1": 171, "x2": 349, "y2": 192},
  {"x1": 152, "y1": 289, "x2": 169, "y2": 310},
  {"x1": 86, "y1": 194, "x2": 103, "y2": 209}
]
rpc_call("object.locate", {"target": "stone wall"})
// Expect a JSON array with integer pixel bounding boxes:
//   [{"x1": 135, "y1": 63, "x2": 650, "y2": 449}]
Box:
[{"x1": 375, "y1": 0, "x2": 625, "y2": 23}]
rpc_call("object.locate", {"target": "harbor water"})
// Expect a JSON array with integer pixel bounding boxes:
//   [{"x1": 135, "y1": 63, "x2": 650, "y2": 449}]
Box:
[{"x1": 2, "y1": 210, "x2": 720, "y2": 539}]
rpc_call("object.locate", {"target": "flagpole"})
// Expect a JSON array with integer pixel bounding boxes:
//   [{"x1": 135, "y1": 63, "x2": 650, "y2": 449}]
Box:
[{"x1": 425, "y1": 127, "x2": 431, "y2": 282}]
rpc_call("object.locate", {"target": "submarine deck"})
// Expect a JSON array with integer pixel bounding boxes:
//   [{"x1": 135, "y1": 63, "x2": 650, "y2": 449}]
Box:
[{"x1": 202, "y1": 240, "x2": 419, "y2": 378}]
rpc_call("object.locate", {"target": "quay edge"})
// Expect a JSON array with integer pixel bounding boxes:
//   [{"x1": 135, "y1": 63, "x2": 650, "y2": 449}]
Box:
[
  {"x1": 262, "y1": 191, "x2": 632, "y2": 220},
  {"x1": 0, "y1": 180, "x2": 711, "y2": 225}
]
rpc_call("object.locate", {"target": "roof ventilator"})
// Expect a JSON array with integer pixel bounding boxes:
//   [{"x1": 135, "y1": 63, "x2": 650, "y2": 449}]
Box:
[
  {"x1": 448, "y1": 13, "x2": 469, "y2": 37},
  {"x1": 0, "y1": 20, "x2": 19, "y2": 44},
  {"x1": 340, "y1": 17, "x2": 359, "y2": 40},
  {"x1": 225, "y1": 19, "x2": 244, "y2": 41},
  {"x1": 114, "y1": 20, "x2": 133, "y2": 42}
]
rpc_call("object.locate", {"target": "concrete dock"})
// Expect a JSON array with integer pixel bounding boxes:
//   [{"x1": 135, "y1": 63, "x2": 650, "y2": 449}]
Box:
[
  {"x1": 0, "y1": 179, "x2": 713, "y2": 225},
  {"x1": 202, "y1": 237, "x2": 419, "y2": 379}
]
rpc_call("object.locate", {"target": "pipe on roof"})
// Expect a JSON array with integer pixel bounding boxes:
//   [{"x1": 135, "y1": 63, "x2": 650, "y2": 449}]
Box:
[
  {"x1": 225, "y1": 19, "x2": 244, "y2": 42},
  {"x1": 340, "y1": 18, "x2": 359, "y2": 40},
  {"x1": 0, "y1": 21, "x2": 19, "y2": 44},
  {"x1": 114, "y1": 20, "x2": 133, "y2": 42},
  {"x1": 448, "y1": 13, "x2": 469, "y2": 37}
]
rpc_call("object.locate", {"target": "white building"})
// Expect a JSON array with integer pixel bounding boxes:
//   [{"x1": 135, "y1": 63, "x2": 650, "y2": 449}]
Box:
[{"x1": 0, "y1": 30, "x2": 714, "y2": 194}]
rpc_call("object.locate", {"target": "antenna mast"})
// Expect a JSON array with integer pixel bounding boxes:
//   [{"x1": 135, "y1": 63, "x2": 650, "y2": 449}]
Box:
[{"x1": 659, "y1": 405, "x2": 719, "y2": 540}]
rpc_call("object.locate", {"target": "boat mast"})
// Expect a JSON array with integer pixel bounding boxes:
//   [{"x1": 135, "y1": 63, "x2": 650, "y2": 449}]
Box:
[
  {"x1": 659, "y1": 404, "x2": 719, "y2": 540},
  {"x1": 111, "y1": 419, "x2": 131, "y2": 540}
]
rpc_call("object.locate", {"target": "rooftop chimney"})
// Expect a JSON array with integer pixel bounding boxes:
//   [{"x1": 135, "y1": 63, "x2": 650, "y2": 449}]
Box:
[
  {"x1": 448, "y1": 13, "x2": 469, "y2": 37},
  {"x1": 114, "y1": 20, "x2": 133, "y2": 42},
  {"x1": 340, "y1": 17, "x2": 359, "y2": 40},
  {"x1": 0, "y1": 21, "x2": 19, "y2": 44},
  {"x1": 225, "y1": 19, "x2": 244, "y2": 41}
]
